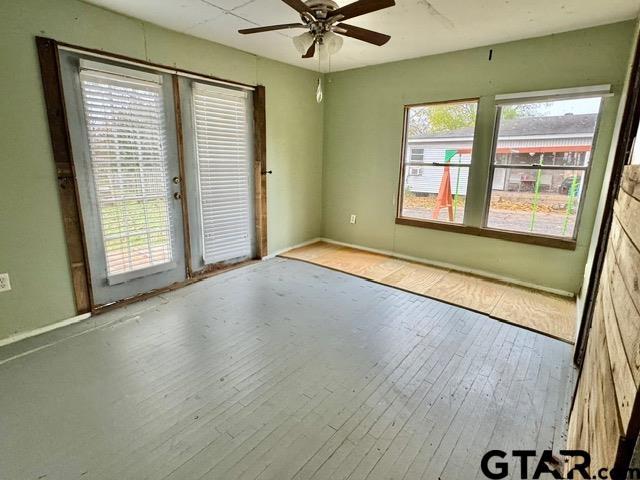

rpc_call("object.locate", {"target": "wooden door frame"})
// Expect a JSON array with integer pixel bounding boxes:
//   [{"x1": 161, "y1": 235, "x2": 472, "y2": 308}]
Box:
[
  {"x1": 36, "y1": 36, "x2": 268, "y2": 314},
  {"x1": 574, "y1": 30, "x2": 640, "y2": 367}
]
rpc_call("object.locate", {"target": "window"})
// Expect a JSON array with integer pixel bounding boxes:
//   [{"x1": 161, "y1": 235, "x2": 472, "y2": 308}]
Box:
[
  {"x1": 411, "y1": 148, "x2": 424, "y2": 161},
  {"x1": 485, "y1": 96, "x2": 602, "y2": 239},
  {"x1": 398, "y1": 100, "x2": 478, "y2": 225}
]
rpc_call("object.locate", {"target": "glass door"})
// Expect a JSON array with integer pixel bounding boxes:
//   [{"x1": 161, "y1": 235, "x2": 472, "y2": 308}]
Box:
[
  {"x1": 59, "y1": 52, "x2": 186, "y2": 306},
  {"x1": 179, "y1": 78, "x2": 256, "y2": 272}
]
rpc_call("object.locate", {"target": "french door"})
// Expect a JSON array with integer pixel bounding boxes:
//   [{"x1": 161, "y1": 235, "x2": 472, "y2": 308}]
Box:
[
  {"x1": 58, "y1": 51, "x2": 256, "y2": 307},
  {"x1": 179, "y1": 78, "x2": 256, "y2": 273},
  {"x1": 60, "y1": 53, "x2": 187, "y2": 306}
]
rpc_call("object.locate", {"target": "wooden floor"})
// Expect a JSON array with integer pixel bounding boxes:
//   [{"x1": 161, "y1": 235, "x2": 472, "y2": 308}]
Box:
[
  {"x1": 0, "y1": 259, "x2": 574, "y2": 480},
  {"x1": 281, "y1": 242, "x2": 576, "y2": 343}
]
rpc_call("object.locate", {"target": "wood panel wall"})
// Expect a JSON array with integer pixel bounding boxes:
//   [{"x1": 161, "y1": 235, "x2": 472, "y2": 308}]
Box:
[{"x1": 568, "y1": 165, "x2": 640, "y2": 475}]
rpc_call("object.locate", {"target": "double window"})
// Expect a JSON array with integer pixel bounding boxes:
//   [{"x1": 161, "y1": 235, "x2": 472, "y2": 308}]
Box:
[{"x1": 397, "y1": 89, "x2": 606, "y2": 245}]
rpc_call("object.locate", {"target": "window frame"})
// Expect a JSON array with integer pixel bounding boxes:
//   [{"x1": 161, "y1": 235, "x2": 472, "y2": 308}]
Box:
[
  {"x1": 395, "y1": 91, "x2": 608, "y2": 250},
  {"x1": 396, "y1": 97, "x2": 480, "y2": 227},
  {"x1": 481, "y1": 95, "x2": 604, "y2": 243}
]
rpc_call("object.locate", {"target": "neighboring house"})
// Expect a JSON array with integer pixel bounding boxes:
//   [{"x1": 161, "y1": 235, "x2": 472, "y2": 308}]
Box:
[{"x1": 405, "y1": 113, "x2": 597, "y2": 195}]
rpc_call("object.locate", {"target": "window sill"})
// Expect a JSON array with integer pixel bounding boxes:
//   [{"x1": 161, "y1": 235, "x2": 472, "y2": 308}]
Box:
[{"x1": 395, "y1": 217, "x2": 577, "y2": 250}]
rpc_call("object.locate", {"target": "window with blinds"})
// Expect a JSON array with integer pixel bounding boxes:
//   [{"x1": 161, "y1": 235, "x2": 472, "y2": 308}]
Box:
[
  {"x1": 192, "y1": 82, "x2": 254, "y2": 265},
  {"x1": 79, "y1": 65, "x2": 174, "y2": 278}
]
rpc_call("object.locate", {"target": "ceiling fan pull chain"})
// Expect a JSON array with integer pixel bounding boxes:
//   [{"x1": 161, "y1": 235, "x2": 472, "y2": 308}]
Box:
[
  {"x1": 316, "y1": 77, "x2": 323, "y2": 103},
  {"x1": 316, "y1": 51, "x2": 323, "y2": 103}
]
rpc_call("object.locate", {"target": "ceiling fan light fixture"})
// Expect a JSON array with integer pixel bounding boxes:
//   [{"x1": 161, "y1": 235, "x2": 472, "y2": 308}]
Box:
[
  {"x1": 323, "y1": 31, "x2": 343, "y2": 55},
  {"x1": 293, "y1": 32, "x2": 315, "y2": 54}
]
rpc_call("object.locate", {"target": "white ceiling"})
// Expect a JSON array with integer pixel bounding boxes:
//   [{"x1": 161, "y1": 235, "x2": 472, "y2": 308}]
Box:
[{"x1": 84, "y1": 0, "x2": 639, "y2": 72}]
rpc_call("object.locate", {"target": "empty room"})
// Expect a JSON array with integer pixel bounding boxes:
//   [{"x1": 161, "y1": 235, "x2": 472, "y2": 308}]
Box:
[{"x1": 3, "y1": 0, "x2": 640, "y2": 478}]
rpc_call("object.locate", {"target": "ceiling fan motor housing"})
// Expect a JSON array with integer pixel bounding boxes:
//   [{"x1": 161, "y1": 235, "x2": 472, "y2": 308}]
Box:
[
  {"x1": 305, "y1": 0, "x2": 339, "y2": 19},
  {"x1": 302, "y1": 0, "x2": 341, "y2": 39}
]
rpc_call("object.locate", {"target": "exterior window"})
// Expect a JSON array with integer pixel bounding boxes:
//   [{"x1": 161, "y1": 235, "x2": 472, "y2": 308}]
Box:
[
  {"x1": 398, "y1": 99, "x2": 479, "y2": 224},
  {"x1": 411, "y1": 148, "x2": 424, "y2": 161},
  {"x1": 485, "y1": 97, "x2": 602, "y2": 239}
]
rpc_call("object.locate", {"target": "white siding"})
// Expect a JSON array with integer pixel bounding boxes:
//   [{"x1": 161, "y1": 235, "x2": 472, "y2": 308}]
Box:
[
  {"x1": 406, "y1": 166, "x2": 470, "y2": 196},
  {"x1": 407, "y1": 135, "x2": 592, "y2": 194},
  {"x1": 406, "y1": 140, "x2": 472, "y2": 195}
]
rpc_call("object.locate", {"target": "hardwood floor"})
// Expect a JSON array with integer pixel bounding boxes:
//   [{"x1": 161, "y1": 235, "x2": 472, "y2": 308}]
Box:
[
  {"x1": 0, "y1": 259, "x2": 573, "y2": 480},
  {"x1": 281, "y1": 242, "x2": 576, "y2": 342}
]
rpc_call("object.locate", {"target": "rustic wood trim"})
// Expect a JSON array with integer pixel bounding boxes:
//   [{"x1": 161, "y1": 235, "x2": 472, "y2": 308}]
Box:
[
  {"x1": 621, "y1": 165, "x2": 640, "y2": 202},
  {"x1": 171, "y1": 75, "x2": 194, "y2": 278},
  {"x1": 36, "y1": 36, "x2": 92, "y2": 314},
  {"x1": 55, "y1": 40, "x2": 255, "y2": 89},
  {"x1": 253, "y1": 85, "x2": 268, "y2": 258},
  {"x1": 395, "y1": 217, "x2": 577, "y2": 250},
  {"x1": 574, "y1": 32, "x2": 640, "y2": 367}
]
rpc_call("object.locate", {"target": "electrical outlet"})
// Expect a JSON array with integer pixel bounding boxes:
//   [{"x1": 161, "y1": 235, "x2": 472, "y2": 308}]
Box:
[
  {"x1": 350, "y1": 214, "x2": 357, "y2": 224},
  {"x1": 0, "y1": 273, "x2": 11, "y2": 293}
]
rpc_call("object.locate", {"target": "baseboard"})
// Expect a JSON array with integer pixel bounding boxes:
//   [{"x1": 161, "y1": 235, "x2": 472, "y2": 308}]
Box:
[
  {"x1": 0, "y1": 312, "x2": 92, "y2": 348},
  {"x1": 263, "y1": 237, "x2": 323, "y2": 260},
  {"x1": 315, "y1": 237, "x2": 574, "y2": 298}
]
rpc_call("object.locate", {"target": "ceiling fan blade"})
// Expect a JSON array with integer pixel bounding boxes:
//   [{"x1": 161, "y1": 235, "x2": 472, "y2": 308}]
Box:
[
  {"x1": 335, "y1": 22, "x2": 390, "y2": 46},
  {"x1": 302, "y1": 41, "x2": 316, "y2": 58},
  {"x1": 281, "y1": 0, "x2": 314, "y2": 15},
  {"x1": 239, "y1": 23, "x2": 306, "y2": 34},
  {"x1": 329, "y1": 0, "x2": 395, "y2": 21}
]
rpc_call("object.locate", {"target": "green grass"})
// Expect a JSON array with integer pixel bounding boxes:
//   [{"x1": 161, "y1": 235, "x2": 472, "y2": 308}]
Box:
[{"x1": 99, "y1": 198, "x2": 171, "y2": 253}]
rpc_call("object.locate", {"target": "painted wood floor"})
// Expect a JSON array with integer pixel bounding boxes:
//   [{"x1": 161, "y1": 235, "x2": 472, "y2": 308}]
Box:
[
  {"x1": 281, "y1": 242, "x2": 576, "y2": 343},
  {"x1": 0, "y1": 259, "x2": 574, "y2": 480}
]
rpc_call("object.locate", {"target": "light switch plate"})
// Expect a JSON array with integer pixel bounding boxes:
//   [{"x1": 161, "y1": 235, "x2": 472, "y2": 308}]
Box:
[
  {"x1": 350, "y1": 214, "x2": 357, "y2": 224},
  {"x1": 0, "y1": 273, "x2": 11, "y2": 292}
]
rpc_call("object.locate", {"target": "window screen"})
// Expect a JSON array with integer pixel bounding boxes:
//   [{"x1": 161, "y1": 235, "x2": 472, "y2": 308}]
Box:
[
  {"x1": 192, "y1": 82, "x2": 253, "y2": 264},
  {"x1": 79, "y1": 67, "x2": 174, "y2": 277}
]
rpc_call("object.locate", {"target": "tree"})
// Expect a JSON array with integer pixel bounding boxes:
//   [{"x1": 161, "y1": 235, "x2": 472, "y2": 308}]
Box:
[
  {"x1": 408, "y1": 103, "x2": 476, "y2": 137},
  {"x1": 407, "y1": 102, "x2": 546, "y2": 138}
]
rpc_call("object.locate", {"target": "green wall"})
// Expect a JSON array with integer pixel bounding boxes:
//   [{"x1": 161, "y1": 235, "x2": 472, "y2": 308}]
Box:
[
  {"x1": 0, "y1": 0, "x2": 635, "y2": 342},
  {"x1": 0, "y1": 0, "x2": 323, "y2": 340},
  {"x1": 576, "y1": 19, "x2": 640, "y2": 324},
  {"x1": 322, "y1": 21, "x2": 636, "y2": 294}
]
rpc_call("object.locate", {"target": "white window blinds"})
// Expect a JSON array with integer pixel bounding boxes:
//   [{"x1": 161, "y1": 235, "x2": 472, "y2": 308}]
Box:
[
  {"x1": 79, "y1": 66, "x2": 174, "y2": 278},
  {"x1": 192, "y1": 83, "x2": 253, "y2": 264}
]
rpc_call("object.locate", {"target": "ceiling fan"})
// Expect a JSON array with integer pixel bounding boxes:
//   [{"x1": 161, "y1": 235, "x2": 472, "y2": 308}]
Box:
[{"x1": 238, "y1": 0, "x2": 395, "y2": 59}]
